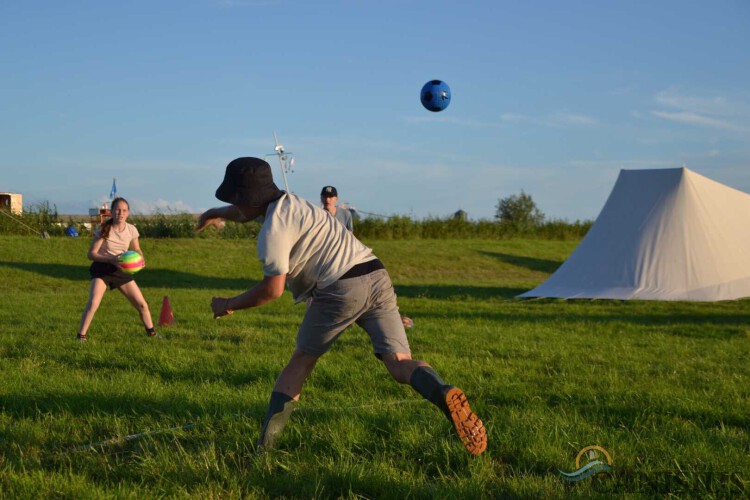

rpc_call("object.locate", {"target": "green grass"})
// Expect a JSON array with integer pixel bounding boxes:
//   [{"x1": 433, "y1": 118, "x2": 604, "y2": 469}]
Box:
[{"x1": 0, "y1": 235, "x2": 748, "y2": 498}]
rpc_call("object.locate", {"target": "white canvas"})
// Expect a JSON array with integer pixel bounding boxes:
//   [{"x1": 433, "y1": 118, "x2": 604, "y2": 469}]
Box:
[{"x1": 519, "y1": 167, "x2": 750, "y2": 301}]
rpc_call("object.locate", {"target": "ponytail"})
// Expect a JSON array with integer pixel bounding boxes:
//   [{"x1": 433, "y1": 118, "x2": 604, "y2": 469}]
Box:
[{"x1": 100, "y1": 218, "x2": 114, "y2": 239}]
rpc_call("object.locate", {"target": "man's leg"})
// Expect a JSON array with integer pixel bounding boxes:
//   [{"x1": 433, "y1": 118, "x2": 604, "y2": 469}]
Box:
[
  {"x1": 257, "y1": 349, "x2": 319, "y2": 450},
  {"x1": 356, "y1": 269, "x2": 487, "y2": 455},
  {"x1": 380, "y1": 353, "x2": 487, "y2": 455},
  {"x1": 262, "y1": 278, "x2": 364, "y2": 451}
]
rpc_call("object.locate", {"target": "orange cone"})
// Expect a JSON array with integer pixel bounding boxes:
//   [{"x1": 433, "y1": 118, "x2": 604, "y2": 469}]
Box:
[{"x1": 158, "y1": 295, "x2": 175, "y2": 326}]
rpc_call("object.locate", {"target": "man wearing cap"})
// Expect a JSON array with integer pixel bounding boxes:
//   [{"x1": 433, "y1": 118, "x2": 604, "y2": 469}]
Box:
[
  {"x1": 320, "y1": 184, "x2": 415, "y2": 329},
  {"x1": 320, "y1": 185, "x2": 353, "y2": 232},
  {"x1": 196, "y1": 157, "x2": 487, "y2": 455}
]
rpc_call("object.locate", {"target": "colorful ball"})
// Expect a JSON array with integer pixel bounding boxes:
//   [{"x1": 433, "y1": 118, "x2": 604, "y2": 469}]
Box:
[
  {"x1": 118, "y1": 250, "x2": 145, "y2": 275},
  {"x1": 420, "y1": 79, "x2": 451, "y2": 112}
]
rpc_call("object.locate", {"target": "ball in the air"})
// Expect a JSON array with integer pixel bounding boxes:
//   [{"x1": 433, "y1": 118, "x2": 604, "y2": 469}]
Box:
[
  {"x1": 420, "y1": 80, "x2": 451, "y2": 112},
  {"x1": 118, "y1": 250, "x2": 145, "y2": 274}
]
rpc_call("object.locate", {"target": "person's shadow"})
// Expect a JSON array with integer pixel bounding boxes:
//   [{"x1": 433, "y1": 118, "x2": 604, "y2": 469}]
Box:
[{"x1": 0, "y1": 261, "x2": 253, "y2": 290}]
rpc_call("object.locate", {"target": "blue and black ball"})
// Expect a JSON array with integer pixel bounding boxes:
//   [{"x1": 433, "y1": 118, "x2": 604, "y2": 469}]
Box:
[{"x1": 420, "y1": 80, "x2": 451, "y2": 112}]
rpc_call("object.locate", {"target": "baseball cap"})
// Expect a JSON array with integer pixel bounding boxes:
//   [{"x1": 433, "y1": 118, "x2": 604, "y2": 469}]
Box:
[{"x1": 321, "y1": 185, "x2": 338, "y2": 197}]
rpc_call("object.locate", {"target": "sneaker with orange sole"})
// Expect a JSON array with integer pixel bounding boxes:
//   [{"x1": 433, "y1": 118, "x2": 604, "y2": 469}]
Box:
[{"x1": 443, "y1": 386, "x2": 487, "y2": 455}]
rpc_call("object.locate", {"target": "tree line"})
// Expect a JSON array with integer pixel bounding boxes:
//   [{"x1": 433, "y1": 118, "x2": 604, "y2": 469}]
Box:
[{"x1": 0, "y1": 193, "x2": 592, "y2": 241}]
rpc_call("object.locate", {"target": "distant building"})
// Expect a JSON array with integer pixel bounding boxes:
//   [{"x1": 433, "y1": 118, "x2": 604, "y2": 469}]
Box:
[
  {"x1": 453, "y1": 209, "x2": 467, "y2": 221},
  {"x1": 89, "y1": 202, "x2": 111, "y2": 225},
  {"x1": 0, "y1": 193, "x2": 22, "y2": 215}
]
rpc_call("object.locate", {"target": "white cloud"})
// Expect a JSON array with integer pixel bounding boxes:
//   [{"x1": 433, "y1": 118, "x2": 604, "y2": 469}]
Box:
[
  {"x1": 403, "y1": 111, "x2": 598, "y2": 129},
  {"x1": 610, "y1": 85, "x2": 639, "y2": 96},
  {"x1": 216, "y1": 0, "x2": 279, "y2": 7},
  {"x1": 546, "y1": 113, "x2": 599, "y2": 127},
  {"x1": 568, "y1": 158, "x2": 678, "y2": 169},
  {"x1": 651, "y1": 89, "x2": 750, "y2": 134},
  {"x1": 651, "y1": 110, "x2": 747, "y2": 133},
  {"x1": 654, "y1": 90, "x2": 731, "y2": 116},
  {"x1": 401, "y1": 115, "x2": 497, "y2": 127},
  {"x1": 499, "y1": 113, "x2": 529, "y2": 122},
  {"x1": 129, "y1": 199, "x2": 194, "y2": 215},
  {"x1": 500, "y1": 112, "x2": 598, "y2": 128}
]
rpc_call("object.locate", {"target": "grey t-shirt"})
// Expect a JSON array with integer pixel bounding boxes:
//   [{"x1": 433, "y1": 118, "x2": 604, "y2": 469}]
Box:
[
  {"x1": 257, "y1": 193, "x2": 375, "y2": 302},
  {"x1": 333, "y1": 207, "x2": 353, "y2": 232}
]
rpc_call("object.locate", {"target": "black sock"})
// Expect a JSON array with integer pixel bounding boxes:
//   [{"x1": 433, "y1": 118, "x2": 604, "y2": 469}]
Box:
[
  {"x1": 263, "y1": 391, "x2": 294, "y2": 421},
  {"x1": 410, "y1": 366, "x2": 450, "y2": 416},
  {"x1": 258, "y1": 391, "x2": 296, "y2": 449},
  {"x1": 146, "y1": 327, "x2": 155, "y2": 336}
]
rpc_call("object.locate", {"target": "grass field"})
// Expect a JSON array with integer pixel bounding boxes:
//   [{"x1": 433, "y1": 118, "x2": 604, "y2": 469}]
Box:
[{"x1": 1, "y1": 234, "x2": 748, "y2": 498}]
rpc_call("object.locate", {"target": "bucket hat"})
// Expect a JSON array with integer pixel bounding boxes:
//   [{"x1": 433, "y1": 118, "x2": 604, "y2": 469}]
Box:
[{"x1": 215, "y1": 157, "x2": 284, "y2": 207}]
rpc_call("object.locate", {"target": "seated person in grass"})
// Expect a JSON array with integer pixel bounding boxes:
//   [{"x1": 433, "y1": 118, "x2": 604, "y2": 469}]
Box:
[
  {"x1": 76, "y1": 197, "x2": 157, "y2": 341},
  {"x1": 196, "y1": 157, "x2": 486, "y2": 455}
]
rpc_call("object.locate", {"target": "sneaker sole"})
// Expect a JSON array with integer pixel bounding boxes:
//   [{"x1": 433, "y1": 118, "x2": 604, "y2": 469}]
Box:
[{"x1": 444, "y1": 387, "x2": 487, "y2": 455}]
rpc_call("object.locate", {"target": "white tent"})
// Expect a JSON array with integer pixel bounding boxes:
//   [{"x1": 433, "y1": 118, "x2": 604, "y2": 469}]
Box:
[{"x1": 519, "y1": 167, "x2": 750, "y2": 301}]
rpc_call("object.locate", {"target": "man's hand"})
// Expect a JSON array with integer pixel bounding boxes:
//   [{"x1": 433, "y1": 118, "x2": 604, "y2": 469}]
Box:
[
  {"x1": 211, "y1": 297, "x2": 234, "y2": 319},
  {"x1": 196, "y1": 206, "x2": 249, "y2": 233},
  {"x1": 196, "y1": 212, "x2": 226, "y2": 233},
  {"x1": 210, "y1": 275, "x2": 286, "y2": 319}
]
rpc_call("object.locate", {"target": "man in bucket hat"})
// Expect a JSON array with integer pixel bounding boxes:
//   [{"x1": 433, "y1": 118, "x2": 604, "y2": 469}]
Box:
[{"x1": 196, "y1": 157, "x2": 487, "y2": 455}]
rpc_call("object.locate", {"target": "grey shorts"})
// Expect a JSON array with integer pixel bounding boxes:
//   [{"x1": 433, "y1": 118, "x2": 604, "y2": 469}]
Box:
[{"x1": 297, "y1": 269, "x2": 410, "y2": 358}]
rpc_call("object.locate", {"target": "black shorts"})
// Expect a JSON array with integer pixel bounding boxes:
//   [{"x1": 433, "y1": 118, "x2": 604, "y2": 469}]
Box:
[{"x1": 89, "y1": 262, "x2": 134, "y2": 290}]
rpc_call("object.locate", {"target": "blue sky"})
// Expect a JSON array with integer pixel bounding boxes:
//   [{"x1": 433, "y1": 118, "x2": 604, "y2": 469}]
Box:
[{"x1": 1, "y1": 0, "x2": 749, "y2": 220}]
